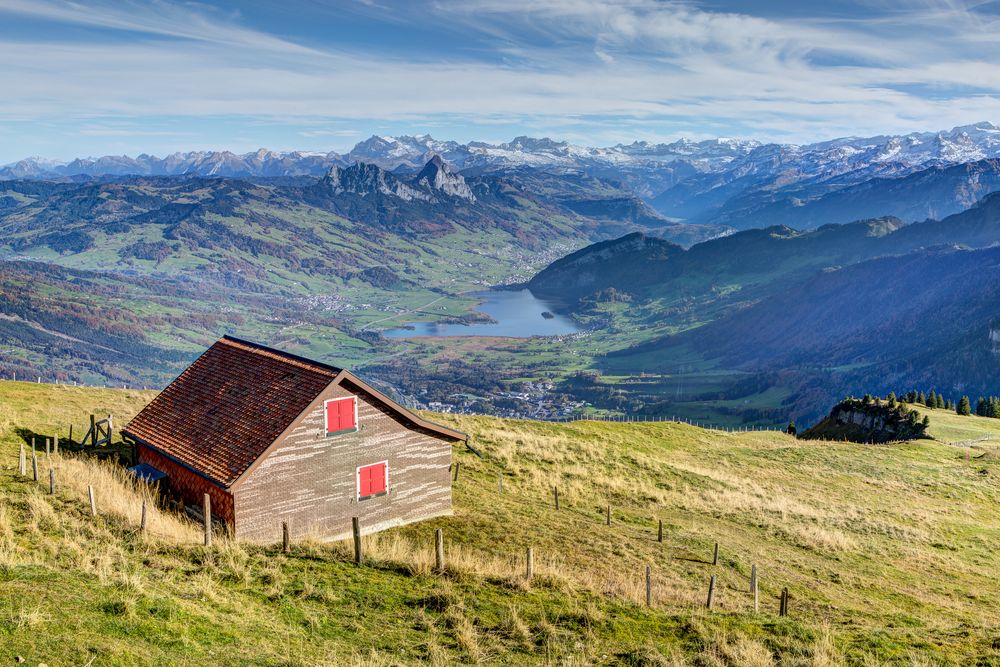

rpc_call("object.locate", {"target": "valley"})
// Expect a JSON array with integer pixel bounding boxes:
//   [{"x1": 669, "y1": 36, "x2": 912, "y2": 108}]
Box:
[
  {"x1": 4, "y1": 125, "x2": 1000, "y2": 428},
  {"x1": 8, "y1": 3, "x2": 1000, "y2": 664}
]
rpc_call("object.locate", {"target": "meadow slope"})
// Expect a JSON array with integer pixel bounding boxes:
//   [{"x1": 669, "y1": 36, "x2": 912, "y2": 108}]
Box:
[{"x1": 0, "y1": 381, "x2": 998, "y2": 665}]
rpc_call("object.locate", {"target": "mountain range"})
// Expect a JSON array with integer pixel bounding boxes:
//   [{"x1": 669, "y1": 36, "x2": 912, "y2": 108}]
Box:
[
  {"x1": 532, "y1": 189, "x2": 1000, "y2": 302},
  {"x1": 5, "y1": 123, "x2": 1000, "y2": 424},
  {"x1": 531, "y1": 191, "x2": 1000, "y2": 422},
  {"x1": 10, "y1": 123, "x2": 998, "y2": 180},
  {"x1": 701, "y1": 158, "x2": 1000, "y2": 230},
  {"x1": 7, "y1": 122, "x2": 1000, "y2": 240},
  {"x1": 0, "y1": 157, "x2": 720, "y2": 287},
  {"x1": 658, "y1": 124, "x2": 1000, "y2": 228}
]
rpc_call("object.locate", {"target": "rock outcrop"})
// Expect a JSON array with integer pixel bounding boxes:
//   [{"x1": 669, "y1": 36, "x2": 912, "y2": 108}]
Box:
[
  {"x1": 319, "y1": 162, "x2": 430, "y2": 201},
  {"x1": 414, "y1": 155, "x2": 475, "y2": 201},
  {"x1": 800, "y1": 398, "x2": 929, "y2": 443}
]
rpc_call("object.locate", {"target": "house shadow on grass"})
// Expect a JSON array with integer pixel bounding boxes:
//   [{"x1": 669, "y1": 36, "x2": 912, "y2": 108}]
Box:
[
  {"x1": 12, "y1": 427, "x2": 44, "y2": 449},
  {"x1": 11, "y1": 425, "x2": 134, "y2": 465}
]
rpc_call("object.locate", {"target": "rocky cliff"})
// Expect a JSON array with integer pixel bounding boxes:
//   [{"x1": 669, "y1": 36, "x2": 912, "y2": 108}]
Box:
[{"x1": 800, "y1": 398, "x2": 929, "y2": 443}]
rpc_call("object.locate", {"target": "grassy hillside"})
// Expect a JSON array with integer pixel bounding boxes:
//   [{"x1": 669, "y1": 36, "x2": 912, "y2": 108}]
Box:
[
  {"x1": 0, "y1": 171, "x2": 666, "y2": 389},
  {"x1": 1, "y1": 381, "x2": 999, "y2": 665},
  {"x1": 909, "y1": 402, "x2": 1000, "y2": 443}
]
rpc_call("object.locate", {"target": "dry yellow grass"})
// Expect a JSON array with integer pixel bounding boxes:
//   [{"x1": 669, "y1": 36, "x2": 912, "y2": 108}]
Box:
[
  {"x1": 2, "y1": 383, "x2": 1000, "y2": 664},
  {"x1": 51, "y1": 452, "x2": 199, "y2": 543}
]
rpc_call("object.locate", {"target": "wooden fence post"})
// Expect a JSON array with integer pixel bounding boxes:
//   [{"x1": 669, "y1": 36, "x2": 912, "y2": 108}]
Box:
[
  {"x1": 553, "y1": 487, "x2": 560, "y2": 510},
  {"x1": 706, "y1": 575, "x2": 717, "y2": 609},
  {"x1": 140, "y1": 499, "x2": 148, "y2": 533},
  {"x1": 435, "y1": 528, "x2": 445, "y2": 573},
  {"x1": 54, "y1": 436, "x2": 59, "y2": 455},
  {"x1": 88, "y1": 486, "x2": 97, "y2": 517},
  {"x1": 526, "y1": 547, "x2": 534, "y2": 580},
  {"x1": 606, "y1": 504, "x2": 611, "y2": 526},
  {"x1": 89, "y1": 414, "x2": 96, "y2": 447},
  {"x1": 645, "y1": 565, "x2": 652, "y2": 607},
  {"x1": 203, "y1": 494, "x2": 212, "y2": 547},
  {"x1": 31, "y1": 451, "x2": 38, "y2": 482},
  {"x1": 45, "y1": 438, "x2": 50, "y2": 458},
  {"x1": 751, "y1": 564, "x2": 759, "y2": 613},
  {"x1": 780, "y1": 587, "x2": 789, "y2": 617},
  {"x1": 352, "y1": 517, "x2": 363, "y2": 565},
  {"x1": 498, "y1": 475, "x2": 503, "y2": 494},
  {"x1": 49, "y1": 468, "x2": 55, "y2": 495},
  {"x1": 712, "y1": 542, "x2": 719, "y2": 566},
  {"x1": 18, "y1": 443, "x2": 25, "y2": 476},
  {"x1": 657, "y1": 519, "x2": 663, "y2": 543},
  {"x1": 282, "y1": 521, "x2": 290, "y2": 553},
  {"x1": 452, "y1": 461, "x2": 460, "y2": 482}
]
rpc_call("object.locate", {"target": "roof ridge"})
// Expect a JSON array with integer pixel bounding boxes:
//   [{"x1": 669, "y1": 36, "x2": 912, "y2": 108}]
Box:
[{"x1": 219, "y1": 336, "x2": 341, "y2": 377}]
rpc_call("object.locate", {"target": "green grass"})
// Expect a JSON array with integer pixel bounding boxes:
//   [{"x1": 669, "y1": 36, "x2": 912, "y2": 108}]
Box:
[
  {"x1": 911, "y1": 403, "x2": 1000, "y2": 444},
  {"x1": 2, "y1": 381, "x2": 1000, "y2": 665}
]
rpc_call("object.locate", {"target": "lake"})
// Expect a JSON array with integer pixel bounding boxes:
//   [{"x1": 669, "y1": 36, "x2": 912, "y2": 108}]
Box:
[{"x1": 384, "y1": 289, "x2": 580, "y2": 338}]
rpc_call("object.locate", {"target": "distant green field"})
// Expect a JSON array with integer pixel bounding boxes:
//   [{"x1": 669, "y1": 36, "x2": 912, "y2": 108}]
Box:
[{"x1": 1, "y1": 382, "x2": 999, "y2": 665}]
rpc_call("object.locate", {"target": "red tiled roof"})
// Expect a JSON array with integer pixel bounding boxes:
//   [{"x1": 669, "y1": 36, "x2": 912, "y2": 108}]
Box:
[{"x1": 123, "y1": 336, "x2": 340, "y2": 487}]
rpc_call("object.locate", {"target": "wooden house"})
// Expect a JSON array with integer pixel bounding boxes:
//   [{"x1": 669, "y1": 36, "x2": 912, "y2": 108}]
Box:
[{"x1": 122, "y1": 336, "x2": 466, "y2": 542}]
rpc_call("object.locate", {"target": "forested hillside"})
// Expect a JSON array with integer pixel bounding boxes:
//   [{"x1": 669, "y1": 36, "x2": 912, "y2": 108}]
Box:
[
  {"x1": 5, "y1": 141, "x2": 1000, "y2": 427},
  {"x1": 0, "y1": 165, "x2": 717, "y2": 387},
  {"x1": 527, "y1": 194, "x2": 1000, "y2": 424}
]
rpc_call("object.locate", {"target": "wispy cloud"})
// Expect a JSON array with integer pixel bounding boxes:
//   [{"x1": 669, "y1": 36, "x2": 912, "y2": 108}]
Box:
[
  {"x1": 0, "y1": 0, "x2": 999, "y2": 160},
  {"x1": 0, "y1": 0, "x2": 320, "y2": 54}
]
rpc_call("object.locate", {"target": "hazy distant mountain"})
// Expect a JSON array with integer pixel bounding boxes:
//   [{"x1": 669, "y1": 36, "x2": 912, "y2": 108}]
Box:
[
  {"x1": 704, "y1": 159, "x2": 1000, "y2": 229},
  {"x1": 7, "y1": 122, "x2": 1000, "y2": 232},
  {"x1": 652, "y1": 122, "x2": 1000, "y2": 225},
  {"x1": 0, "y1": 134, "x2": 753, "y2": 181},
  {"x1": 532, "y1": 190, "x2": 1000, "y2": 304},
  {"x1": 0, "y1": 150, "x2": 347, "y2": 180},
  {"x1": 0, "y1": 134, "x2": 761, "y2": 185}
]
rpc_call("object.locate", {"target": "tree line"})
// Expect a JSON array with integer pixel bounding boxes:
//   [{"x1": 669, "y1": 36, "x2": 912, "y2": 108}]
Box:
[{"x1": 893, "y1": 390, "x2": 979, "y2": 417}]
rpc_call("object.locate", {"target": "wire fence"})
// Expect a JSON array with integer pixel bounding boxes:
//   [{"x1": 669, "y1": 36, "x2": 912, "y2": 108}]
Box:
[
  {"x1": 1, "y1": 373, "x2": 152, "y2": 392},
  {"x1": 538, "y1": 413, "x2": 786, "y2": 432},
  {"x1": 3, "y1": 374, "x2": 787, "y2": 432}
]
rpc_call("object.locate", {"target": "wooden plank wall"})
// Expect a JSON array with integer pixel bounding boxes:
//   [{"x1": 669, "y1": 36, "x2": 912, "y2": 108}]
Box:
[{"x1": 233, "y1": 383, "x2": 453, "y2": 542}]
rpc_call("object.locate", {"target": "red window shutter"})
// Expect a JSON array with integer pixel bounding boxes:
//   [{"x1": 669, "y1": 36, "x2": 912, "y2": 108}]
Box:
[
  {"x1": 340, "y1": 397, "x2": 357, "y2": 430},
  {"x1": 326, "y1": 397, "x2": 357, "y2": 434},
  {"x1": 326, "y1": 401, "x2": 340, "y2": 433},
  {"x1": 358, "y1": 462, "x2": 386, "y2": 498},
  {"x1": 358, "y1": 466, "x2": 371, "y2": 497},
  {"x1": 369, "y1": 462, "x2": 386, "y2": 495}
]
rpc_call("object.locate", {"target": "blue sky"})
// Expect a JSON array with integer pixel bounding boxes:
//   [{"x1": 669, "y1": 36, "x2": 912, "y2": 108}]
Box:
[{"x1": 2, "y1": 0, "x2": 1000, "y2": 162}]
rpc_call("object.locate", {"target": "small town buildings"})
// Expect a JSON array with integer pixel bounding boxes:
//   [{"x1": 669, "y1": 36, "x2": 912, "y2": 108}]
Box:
[{"x1": 122, "y1": 336, "x2": 466, "y2": 542}]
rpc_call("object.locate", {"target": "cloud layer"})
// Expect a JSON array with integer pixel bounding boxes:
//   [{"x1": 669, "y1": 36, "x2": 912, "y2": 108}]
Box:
[{"x1": 1, "y1": 0, "x2": 999, "y2": 160}]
